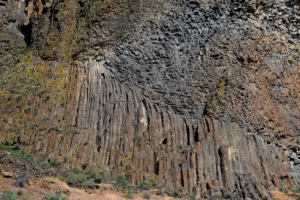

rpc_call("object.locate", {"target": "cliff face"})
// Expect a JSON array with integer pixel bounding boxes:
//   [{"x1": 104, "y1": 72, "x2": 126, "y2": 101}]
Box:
[{"x1": 0, "y1": 0, "x2": 299, "y2": 199}]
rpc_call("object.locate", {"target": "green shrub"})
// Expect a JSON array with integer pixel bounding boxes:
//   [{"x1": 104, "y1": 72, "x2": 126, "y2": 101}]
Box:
[
  {"x1": 67, "y1": 173, "x2": 88, "y2": 187},
  {"x1": 280, "y1": 187, "x2": 288, "y2": 193},
  {"x1": 292, "y1": 187, "x2": 300, "y2": 193},
  {"x1": 115, "y1": 175, "x2": 128, "y2": 187},
  {"x1": 166, "y1": 188, "x2": 182, "y2": 198},
  {"x1": 58, "y1": 176, "x2": 67, "y2": 182},
  {"x1": 139, "y1": 181, "x2": 153, "y2": 190},
  {"x1": 67, "y1": 168, "x2": 81, "y2": 174},
  {"x1": 81, "y1": 180, "x2": 94, "y2": 188},
  {"x1": 1, "y1": 190, "x2": 18, "y2": 200},
  {"x1": 139, "y1": 174, "x2": 159, "y2": 190},
  {"x1": 41, "y1": 161, "x2": 52, "y2": 168},
  {"x1": 155, "y1": 189, "x2": 164, "y2": 196},
  {"x1": 11, "y1": 150, "x2": 33, "y2": 162},
  {"x1": 216, "y1": 80, "x2": 227, "y2": 97},
  {"x1": 45, "y1": 190, "x2": 68, "y2": 200},
  {"x1": 218, "y1": 80, "x2": 226, "y2": 88},
  {"x1": 48, "y1": 159, "x2": 60, "y2": 168},
  {"x1": 0, "y1": 143, "x2": 9, "y2": 151},
  {"x1": 123, "y1": 189, "x2": 133, "y2": 199},
  {"x1": 149, "y1": 174, "x2": 159, "y2": 187},
  {"x1": 66, "y1": 169, "x2": 103, "y2": 188},
  {"x1": 41, "y1": 159, "x2": 60, "y2": 169},
  {"x1": 93, "y1": 172, "x2": 103, "y2": 184},
  {"x1": 189, "y1": 193, "x2": 197, "y2": 200},
  {"x1": 16, "y1": 190, "x2": 23, "y2": 196}
]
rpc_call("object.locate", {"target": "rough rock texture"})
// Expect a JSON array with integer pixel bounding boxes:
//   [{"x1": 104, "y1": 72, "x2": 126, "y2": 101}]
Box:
[
  {"x1": 0, "y1": 0, "x2": 299, "y2": 199},
  {"x1": 30, "y1": 60, "x2": 295, "y2": 199},
  {"x1": 0, "y1": 151, "x2": 63, "y2": 179},
  {"x1": 0, "y1": 0, "x2": 27, "y2": 71}
]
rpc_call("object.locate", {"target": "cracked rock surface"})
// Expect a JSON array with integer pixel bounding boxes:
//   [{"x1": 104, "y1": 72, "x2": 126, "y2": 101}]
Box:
[{"x1": 0, "y1": 0, "x2": 299, "y2": 199}]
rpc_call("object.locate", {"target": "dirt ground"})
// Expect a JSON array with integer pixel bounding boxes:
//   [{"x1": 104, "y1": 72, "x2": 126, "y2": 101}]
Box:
[
  {"x1": 0, "y1": 150, "x2": 298, "y2": 200},
  {"x1": 0, "y1": 175, "x2": 177, "y2": 200},
  {"x1": 0, "y1": 151, "x2": 176, "y2": 200}
]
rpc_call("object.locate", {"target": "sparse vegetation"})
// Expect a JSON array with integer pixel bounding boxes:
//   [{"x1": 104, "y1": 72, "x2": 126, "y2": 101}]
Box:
[
  {"x1": 45, "y1": 190, "x2": 68, "y2": 200},
  {"x1": 16, "y1": 190, "x2": 23, "y2": 196},
  {"x1": 292, "y1": 187, "x2": 300, "y2": 193},
  {"x1": 115, "y1": 175, "x2": 128, "y2": 187},
  {"x1": 66, "y1": 168, "x2": 104, "y2": 188},
  {"x1": 139, "y1": 181, "x2": 153, "y2": 190},
  {"x1": 1, "y1": 190, "x2": 18, "y2": 200},
  {"x1": 155, "y1": 189, "x2": 164, "y2": 196},
  {"x1": 0, "y1": 143, "x2": 10, "y2": 151},
  {"x1": 280, "y1": 187, "x2": 288, "y2": 193},
  {"x1": 67, "y1": 173, "x2": 94, "y2": 188},
  {"x1": 93, "y1": 172, "x2": 104, "y2": 184},
  {"x1": 14, "y1": 173, "x2": 29, "y2": 188},
  {"x1": 63, "y1": 0, "x2": 111, "y2": 60},
  {"x1": 11, "y1": 150, "x2": 34, "y2": 162},
  {"x1": 58, "y1": 176, "x2": 67, "y2": 183},
  {"x1": 0, "y1": 50, "x2": 70, "y2": 148},
  {"x1": 41, "y1": 159, "x2": 61, "y2": 169},
  {"x1": 138, "y1": 174, "x2": 158, "y2": 190},
  {"x1": 166, "y1": 188, "x2": 183, "y2": 198},
  {"x1": 123, "y1": 188, "x2": 134, "y2": 199},
  {"x1": 149, "y1": 174, "x2": 159, "y2": 186},
  {"x1": 218, "y1": 80, "x2": 226, "y2": 88},
  {"x1": 189, "y1": 193, "x2": 197, "y2": 200},
  {"x1": 217, "y1": 80, "x2": 227, "y2": 97}
]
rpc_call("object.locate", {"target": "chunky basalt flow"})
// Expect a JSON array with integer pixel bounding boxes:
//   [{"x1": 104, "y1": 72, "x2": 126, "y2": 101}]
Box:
[
  {"x1": 0, "y1": 0, "x2": 299, "y2": 199},
  {"x1": 1, "y1": 59, "x2": 293, "y2": 198}
]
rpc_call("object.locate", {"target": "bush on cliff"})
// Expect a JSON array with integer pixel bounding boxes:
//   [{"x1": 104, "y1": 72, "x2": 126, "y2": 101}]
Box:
[
  {"x1": 41, "y1": 159, "x2": 61, "y2": 169},
  {"x1": 115, "y1": 175, "x2": 128, "y2": 187},
  {"x1": 139, "y1": 181, "x2": 153, "y2": 190},
  {"x1": 138, "y1": 174, "x2": 159, "y2": 190},
  {"x1": 66, "y1": 169, "x2": 104, "y2": 188},
  {"x1": 11, "y1": 150, "x2": 33, "y2": 162},
  {"x1": 166, "y1": 188, "x2": 183, "y2": 198}
]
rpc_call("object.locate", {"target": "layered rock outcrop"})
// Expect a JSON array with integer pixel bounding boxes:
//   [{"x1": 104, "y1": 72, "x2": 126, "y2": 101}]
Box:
[{"x1": 0, "y1": 0, "x2": 299, "y2": 199}]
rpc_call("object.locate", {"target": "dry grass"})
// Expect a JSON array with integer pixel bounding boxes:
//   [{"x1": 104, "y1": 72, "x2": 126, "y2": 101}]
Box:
[{"x1": 266, "y1": 190, "x2": 299, "y2": 200}]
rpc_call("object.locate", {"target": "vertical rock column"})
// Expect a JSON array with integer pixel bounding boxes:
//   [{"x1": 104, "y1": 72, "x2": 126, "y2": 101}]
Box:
[
  {"x1": 46, "y1": 59, "x2": 291, "y2": 197},
  {"x1": 1, "y1": 58, "x2": 292, "y2": 198}
]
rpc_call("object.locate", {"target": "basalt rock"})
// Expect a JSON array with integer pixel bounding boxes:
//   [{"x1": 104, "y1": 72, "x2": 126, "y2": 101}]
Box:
[
  {"x1": 0, "y1": 0, "x2": 299, "y2": 199},
  {"x1": 0, "y1": 0, "x2": 27, "y2": 72}
]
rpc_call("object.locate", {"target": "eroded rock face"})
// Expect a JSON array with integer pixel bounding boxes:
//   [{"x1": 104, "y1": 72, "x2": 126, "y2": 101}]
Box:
[
  {"x1": 9, "y1": 59, "x2": 291, "y2": 199},
  {"x1": 0, "y1": 0, "x2": 27, "y2": 71},
  {"x1": 0, "y1": 0, "x2": 299, "y2": 199}
]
